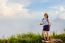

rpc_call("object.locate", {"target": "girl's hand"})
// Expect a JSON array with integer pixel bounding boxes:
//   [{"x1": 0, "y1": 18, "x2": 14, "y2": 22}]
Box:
[{"x1": 40, "y1": 23, "x2": 43, "y2": 25}]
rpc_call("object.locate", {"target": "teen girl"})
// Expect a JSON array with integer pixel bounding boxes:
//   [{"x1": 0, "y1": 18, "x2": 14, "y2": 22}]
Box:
[{"x1": 40, "y1": 13, "x2": 51, "y2": 41}]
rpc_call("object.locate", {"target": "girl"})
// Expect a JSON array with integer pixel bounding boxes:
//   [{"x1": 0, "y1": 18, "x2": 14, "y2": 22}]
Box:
[{"x1": 40, "y1": 13, "x2": 51, "y2": 41}]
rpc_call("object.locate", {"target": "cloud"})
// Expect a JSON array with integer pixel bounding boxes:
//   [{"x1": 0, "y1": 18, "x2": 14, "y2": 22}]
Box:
[
  {"x1": 40, "y1": 0, "x2": 49, "y2": 3},
  {"x1": 38, "y1": 0, "x2": 62, "y2": 4},
  {"x1": 8, "y1": 0, "x2": 31, "y2": 6},
  {"x1": 51, "y1": 6, "x2": 65, "y2": 19},
  {"x1": 0, "y1": 0, "x2": 32, "y2": 18},
  {"x1": 41, "y1": 6, "x2": 65, "y2": 19}
]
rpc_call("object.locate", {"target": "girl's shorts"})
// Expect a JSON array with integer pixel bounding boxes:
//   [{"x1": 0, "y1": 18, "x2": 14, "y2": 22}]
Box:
[{"x1": 43, "y1": 25, "x2": 50, "y2": 31}]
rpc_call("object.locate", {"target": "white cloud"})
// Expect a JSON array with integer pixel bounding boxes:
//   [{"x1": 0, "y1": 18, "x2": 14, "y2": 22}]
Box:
[
  {"x1": 0, "y1": 0, "x2": 32, "y2": 18},
  {"x1": 8, "y1": 0, "x2": 31, "y2": 6},
  {"x1": 42, "y1": 6, "x2": 65, "y2": 19},
  {"x1": 18, "y1": 0, "x2": 31, "y2": 6},
  {"x1": 52, "y1": 6, "x2": 65, "y2": 19},
  {"x1": 40, "y1": 0, "x2": 49, "y2": 3}
]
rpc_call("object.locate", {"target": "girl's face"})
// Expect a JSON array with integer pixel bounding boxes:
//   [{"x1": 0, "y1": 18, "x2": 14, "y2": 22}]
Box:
[{"x1": 44, "y1": 14, "x2": 48, "y2": 18}]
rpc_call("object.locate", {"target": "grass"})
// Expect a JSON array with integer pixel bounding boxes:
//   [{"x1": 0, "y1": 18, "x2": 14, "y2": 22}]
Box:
[{"x1": 0, "y1": 33, "x2": 65, "y2": 43}]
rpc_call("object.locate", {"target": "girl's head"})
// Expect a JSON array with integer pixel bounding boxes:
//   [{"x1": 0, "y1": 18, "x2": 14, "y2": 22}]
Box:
[{"x1": 44, "y1": 13, "x2": 48, "y2": 18}]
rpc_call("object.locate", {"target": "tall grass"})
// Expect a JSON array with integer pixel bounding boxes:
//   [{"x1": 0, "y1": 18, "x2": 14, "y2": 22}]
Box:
[
  {"x1": 0, "y1": 33, "x2": 42, "y2": 43},
  {"x1": 0, "y1": 33, "x2": 65, "y2": 43},
  {"x1": 52, "y1": 33, "x2": 65, "y2": 43}
]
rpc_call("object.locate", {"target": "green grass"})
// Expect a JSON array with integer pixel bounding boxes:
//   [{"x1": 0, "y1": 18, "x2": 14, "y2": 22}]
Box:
[
  {"x1": 51, "y1": 33, "x2": 65, "y2": 43},
  {"x1": 0, "y1": 33, "x2": 65, "y2": 43}
]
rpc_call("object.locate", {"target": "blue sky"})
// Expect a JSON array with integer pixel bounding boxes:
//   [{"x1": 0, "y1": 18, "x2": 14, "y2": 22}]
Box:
[
  {"x1": 0, "y1": 0, "x2": 65, "y2": 38},
  {"x1": 28, "y1": 0, "x2": 65, "y2": 11}
]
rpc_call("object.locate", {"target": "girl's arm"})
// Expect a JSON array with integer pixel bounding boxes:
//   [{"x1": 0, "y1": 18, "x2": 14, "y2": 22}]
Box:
[{"x1": 40, "y1": 18, "x2": 44, "y2": 25}]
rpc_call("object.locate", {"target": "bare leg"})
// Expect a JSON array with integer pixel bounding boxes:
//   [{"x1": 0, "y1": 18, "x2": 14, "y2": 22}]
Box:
[
  {"x1": 42, "y1": 31, "x2": 47, "y2": 40},
  {"x1": 46, "y1": 31, "x2": 49, "y2": 40},
  {"x1": 42, "y1": 31, "x2": 49, "y2": 40}
]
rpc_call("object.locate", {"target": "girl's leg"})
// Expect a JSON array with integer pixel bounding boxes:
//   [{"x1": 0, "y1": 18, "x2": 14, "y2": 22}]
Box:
[
  {"x1": 46, "y1": 31, "x2": 49, "y2": 40},
  {"x1": 42, "y1": 31, "x2": 47, "y2": 40},
  {"x1": 42, "y1": 31, "x2": 49, "y2": 40}
]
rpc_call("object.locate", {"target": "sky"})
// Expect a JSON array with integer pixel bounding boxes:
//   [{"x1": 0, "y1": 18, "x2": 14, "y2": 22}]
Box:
[{"x1": 0, "y1": 0, "x2": 65, "y2": 38}]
